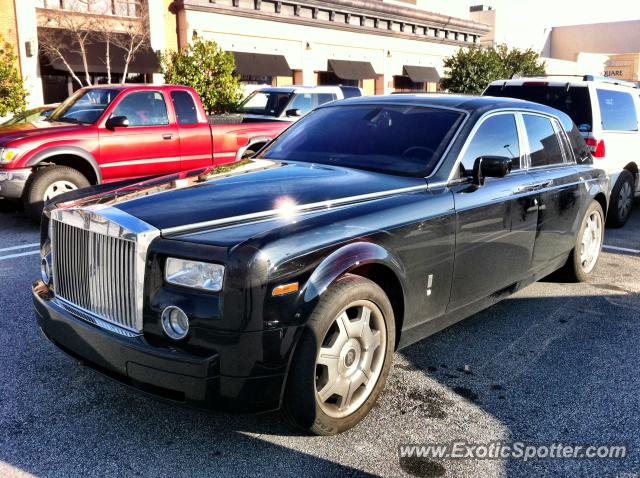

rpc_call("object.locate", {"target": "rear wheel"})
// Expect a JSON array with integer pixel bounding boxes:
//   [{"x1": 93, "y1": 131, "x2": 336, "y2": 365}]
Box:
[
  {"x1": 283, "y1": 274, "x2": 395, "y2": 435},
  {"x1": 558, "y1": 200, "x2": 604, "y2": 282},
  {"x1": 24, "y1": 166, "x2": 89, "y2": 221},
  {"x1": 607, "y1": 170, "x2": 634, "y2": 228}
]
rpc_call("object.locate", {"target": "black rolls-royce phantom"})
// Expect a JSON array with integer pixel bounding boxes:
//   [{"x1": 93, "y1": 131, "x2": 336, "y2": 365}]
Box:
[{"x1": 33, "y1": 95, "x2": 609, "y2": 435}]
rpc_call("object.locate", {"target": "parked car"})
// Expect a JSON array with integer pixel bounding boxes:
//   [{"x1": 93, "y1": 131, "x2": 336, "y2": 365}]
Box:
[
  {"x1": 484, "y1": 75, "x2": 640, "y2": 227},
  {"x1": 0, "y1": 84, "x2": 289, "y2": 220},
  {"x1": 235, "y1": 85, "x2": 362, "y2": 122},
  {"x1": 33, "y1": 95, "x2": 607, "y2": 435},
  {"x1": 1, "y1": 104, "x2": 58, "y2": 126}
]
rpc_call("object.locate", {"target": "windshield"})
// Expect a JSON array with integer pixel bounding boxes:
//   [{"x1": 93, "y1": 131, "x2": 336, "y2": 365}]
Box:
[
  {"x1": 484, "y1": 84, "x2": 593, "y2": 132},
  {"x1": 2, "y1": 108, "x2": 50, "y2": 125},
  {"x1": 259, "y1": 105, "x2": 464, "y2": 177},
  {"x1": 237, "y1": 91, "x2": 292, "y2": 117},
  {"x1": 49, "y1": 88, "x2": 121, "y2": 124}
]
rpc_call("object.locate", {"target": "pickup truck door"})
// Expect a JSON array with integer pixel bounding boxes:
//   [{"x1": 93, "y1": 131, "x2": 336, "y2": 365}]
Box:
[
  {"x1": 98, "y1": 90, "x2": 181, "y2": 181},
  {"x1": 449, "y1": 112, "x2": 539, "y2": 311},
  {"x1": 169, "y1": 90, "x2": 214, "y2": 170}
]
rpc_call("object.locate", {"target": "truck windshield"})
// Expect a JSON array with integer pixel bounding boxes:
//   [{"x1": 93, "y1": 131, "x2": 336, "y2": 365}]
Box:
[
  {"x1": 49, "y1": 88, "x2": 121, "y2": 125},
  {"x1": 237, "y1": 91, "x2": 292, "y2": 117},
  {"x1": 259, "y1": 105, "x2": 464, "y2": 177}
]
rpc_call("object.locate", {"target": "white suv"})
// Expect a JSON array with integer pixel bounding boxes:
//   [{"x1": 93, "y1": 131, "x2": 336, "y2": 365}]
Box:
[
  {"x1": 236, "y1": 85, "x2": 363, "y2": 123},
  {"x1": 484, "y1": 76, "x2": 640, "y2": 227}
]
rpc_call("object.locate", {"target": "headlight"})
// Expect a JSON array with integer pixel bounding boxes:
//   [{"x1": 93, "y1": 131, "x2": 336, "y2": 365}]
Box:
[
  {"x1": 0, "y1": 147, "x2": 22, "y2": 164},
  {"x1": 165, "y1": 257, "x2": 225, "y2": 292}
]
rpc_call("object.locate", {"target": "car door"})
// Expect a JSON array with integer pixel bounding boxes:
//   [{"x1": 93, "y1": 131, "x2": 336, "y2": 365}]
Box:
[
  {"x1": 449, "y1": 112, "x2": 539, "y2": 311},
  {"x1": 99, "y1": 90, "x2": 180, "y2": 181},
  {"x1": 169, "y1": 89, "x2": 214, "y2": 170},
  {"x1": 521, "y1": 113, "x2": 585, "y2": 271}
]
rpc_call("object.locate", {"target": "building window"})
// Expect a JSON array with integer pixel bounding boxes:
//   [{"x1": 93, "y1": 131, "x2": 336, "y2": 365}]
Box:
[
  {"x1": 393, "y1": 75, "x2": 424, "y2": 92},
  {"x1": 37, "y1": 0, "x2": 139, "y2": 16},
  {"x1": 317, "y1": 71, "x2": 359, "y2": 87}
]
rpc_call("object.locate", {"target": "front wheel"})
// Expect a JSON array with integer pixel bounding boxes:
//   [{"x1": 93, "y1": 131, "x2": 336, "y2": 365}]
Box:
[
  {"x1": 24, "y1": 166, "x2": 89, "y2": 222},
  {"x1": 283, "y1": 274, "x2": 395, "y2": 435},
  {"x1": 558, "y1": 200, "x2": 605, "y2": 282}
]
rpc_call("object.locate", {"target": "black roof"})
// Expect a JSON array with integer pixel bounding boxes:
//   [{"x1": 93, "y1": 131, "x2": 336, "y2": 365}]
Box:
[{"x1": 328, "y1": 93, "x2": 562, "y2": 116}]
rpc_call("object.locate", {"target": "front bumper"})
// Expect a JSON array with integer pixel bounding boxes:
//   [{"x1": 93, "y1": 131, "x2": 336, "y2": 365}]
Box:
[
  {"x1": 0, "y1": 167, "x2": 31, "y2": 199},
  {"x1": 32, "y1": 281, "x2": 291, "y2": 412}
]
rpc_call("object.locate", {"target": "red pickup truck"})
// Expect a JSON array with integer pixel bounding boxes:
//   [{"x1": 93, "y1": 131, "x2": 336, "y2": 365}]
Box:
[{"x1": 0, "y1": 84, "x2": 288, "y2": 219}]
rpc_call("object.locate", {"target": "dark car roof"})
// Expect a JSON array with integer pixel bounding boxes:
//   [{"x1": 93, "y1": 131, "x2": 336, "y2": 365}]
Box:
[{"x1": 327, "y1": 93, "x2": 563, "y2": 116}]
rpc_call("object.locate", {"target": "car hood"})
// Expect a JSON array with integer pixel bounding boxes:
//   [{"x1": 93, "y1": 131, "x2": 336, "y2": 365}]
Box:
[
  {"x1": 0, "y1": 121, "x2": 87, "y2": 144},
  {"x1": 56, "y1": 160, "x2": 424, "y2": 231}
]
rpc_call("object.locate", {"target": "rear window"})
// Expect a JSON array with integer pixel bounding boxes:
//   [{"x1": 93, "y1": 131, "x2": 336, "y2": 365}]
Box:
[
  {"x1": 596, "y1": 89, "x2": 638, "y2": 131},
  {"x1": 485, "y1": 84, "x2": 593, "y2": 132},
  {"x1": 260, "y1": 105, "x2": 464, "y2": 177}
]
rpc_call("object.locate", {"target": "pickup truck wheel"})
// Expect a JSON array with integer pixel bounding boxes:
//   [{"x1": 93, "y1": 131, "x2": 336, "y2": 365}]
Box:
[
  {"x1": 283, "y1": 274, "x2": 395, "y2": 435},
  {"x1": 24, "y1": 166, "x2": 89, "y2": 221},
  {"x1": 607, "y1": 170, "x2": 635, "y2": 228},
  {"x1": 558, "y1": 200, "x2": 604, "y2": 282}
]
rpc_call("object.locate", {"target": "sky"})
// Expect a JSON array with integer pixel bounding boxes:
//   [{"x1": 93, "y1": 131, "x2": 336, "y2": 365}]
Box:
[{"x1": 422, "y1": 0, "x2": 640, "y2": 51}]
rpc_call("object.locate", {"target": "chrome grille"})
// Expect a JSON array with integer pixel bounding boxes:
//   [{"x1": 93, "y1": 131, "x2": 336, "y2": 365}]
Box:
[
  {"x1": 48, "y1": 207, "x2": 159, "y2": 336},
  {"x1": 51, "y1": 214, "x2": 142, "y2": 333}
]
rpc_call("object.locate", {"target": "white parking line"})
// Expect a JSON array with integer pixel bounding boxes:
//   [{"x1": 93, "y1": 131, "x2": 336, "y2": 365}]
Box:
[
  {"x1": 0, "y1": 242, "x2": 39, "y2": 253},
  {"x1": 603, "y1": 244, "x2": 640, "y2": 255},
  {"x1": 0, "y1": 250, "x2": 40, "y2": 261}
]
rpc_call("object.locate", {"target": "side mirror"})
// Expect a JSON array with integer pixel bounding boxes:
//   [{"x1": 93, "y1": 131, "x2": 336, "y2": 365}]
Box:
[
  {"x1": 472, "y1": 156, "x2": 512, "y2": 186},
  {"x1": 285, "y1": 108, "x2": 302, "y2": 118},
  {"x1": 105, "y1": 115, "x2": 129, "y2": 130}
]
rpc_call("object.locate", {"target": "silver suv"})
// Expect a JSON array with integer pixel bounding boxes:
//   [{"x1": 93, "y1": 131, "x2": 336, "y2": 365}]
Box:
[{"x1": 484, "y1": 75, "x2": 640, "y2": 227}]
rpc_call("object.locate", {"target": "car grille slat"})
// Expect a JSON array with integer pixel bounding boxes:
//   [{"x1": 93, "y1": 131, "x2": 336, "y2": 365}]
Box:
[{"x1": 51, "y1": 218, "x2": 139, "y2": 333}]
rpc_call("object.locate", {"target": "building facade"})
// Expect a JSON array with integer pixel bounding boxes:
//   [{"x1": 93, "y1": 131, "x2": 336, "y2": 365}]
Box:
[
  {"x1": 169, "y1": 0, "x2": 490, "y2": 95},
  {"x1": 470, "y1": 5, "x2": 640, "y2": 84},
  {"x1": 7, "y1": 0, "x2": 177, "y2": 107}
]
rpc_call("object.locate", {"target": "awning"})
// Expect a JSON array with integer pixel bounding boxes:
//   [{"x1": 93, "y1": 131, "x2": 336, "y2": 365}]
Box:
[
  {"x1": 232, "y1": 52, "x2": 291, "y2": 77},
  {"x1": 38, "y1": 27, "x2": 158, "y2": 74},
  {"x1": 328, "y1": 60, "x2": 378, "y2": 80},
  {"x1": 403, "y1": 65, "x2": 440, "y2": 83}
]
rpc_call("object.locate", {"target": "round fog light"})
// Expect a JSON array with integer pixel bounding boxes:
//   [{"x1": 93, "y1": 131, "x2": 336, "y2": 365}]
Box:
[
  {"x1": 161, "y1": 306, "x2": 189, "y2": 340},
  {"x1": 41, "y1": 257, "x2": 52, "y2": 285}
]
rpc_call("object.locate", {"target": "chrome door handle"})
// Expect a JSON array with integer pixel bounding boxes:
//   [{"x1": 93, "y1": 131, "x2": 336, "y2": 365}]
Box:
[
  {"x1": 532, "y1": 180, "x2": 554, "y2": 189},
  {"x1": 162, "y1": 133, "x2": 174, "y2": 140}
]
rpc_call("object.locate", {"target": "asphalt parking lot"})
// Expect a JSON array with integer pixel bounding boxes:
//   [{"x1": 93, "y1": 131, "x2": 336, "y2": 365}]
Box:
[{"x1": 1, "y1": 200, "x2": 639, "y2": 478}]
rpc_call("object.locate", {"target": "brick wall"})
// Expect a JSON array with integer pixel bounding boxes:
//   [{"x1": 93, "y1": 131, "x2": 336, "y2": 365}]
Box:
[{"x1": 0, "y1": 0, "x2": 20, "y2": 72}]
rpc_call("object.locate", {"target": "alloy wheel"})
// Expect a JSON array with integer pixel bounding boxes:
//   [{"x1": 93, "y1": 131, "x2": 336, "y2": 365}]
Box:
[
  {"x1": 617, "y1": 180, "x2": 633, "y2": 221},
  {"x1": 315, "y1": 300, "x2": 387, "y2": 418},
  {"x1": 579, "y1": 210, "x2": 602, "y2": 273},
  {"x1": 43, "y1": 180, "x2": 78, "y2": 202}
]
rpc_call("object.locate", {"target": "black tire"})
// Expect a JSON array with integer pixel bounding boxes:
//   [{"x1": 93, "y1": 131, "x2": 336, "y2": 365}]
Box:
[
  {"x1": 241, "y1": 149, "x2": 256, "y2": 159},
  {"x1": 24, "y1": 166, "x2": 89, "y2": 222},
  {"x1": 558, "y1": 200, "x2": 605, "y2": 282},
  {"x1": 283, "y1": 274, "x2": 395, "y2": 435},
  {"x1": 607, "y1": 170, "x2": 635, "y2": 228}
]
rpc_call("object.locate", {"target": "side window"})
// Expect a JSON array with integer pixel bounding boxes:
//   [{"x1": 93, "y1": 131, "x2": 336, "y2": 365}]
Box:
[
  {"x1": 523, "y1": 114, "x2": 564, "y2": 168},
  {"x1": 597, "y1": 89, "x2": 638, "y2": 131},
  {"x1": 316, "y1": 93, "x2": 338, "y2": 106},
  {"x1": 460, "y1": 114, "x2": 520, "y2": 176},
  {"x1": 288, "y1": 93, "x2": 314, "y2": 115},
  {"x1": 111, "y1": 91, "x2": 169, "y2": 126},
  {"x1": 170, "y1": 90, "x2": 199, "y2": 125},
  {"x1": 553, "y1": 119, "x2": 574, "y2": 163}
]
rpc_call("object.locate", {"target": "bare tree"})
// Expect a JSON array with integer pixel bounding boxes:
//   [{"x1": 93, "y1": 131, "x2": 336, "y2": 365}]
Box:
[
  {"x1": 38, "y1": 0, "x2": 151, "y2": 86},
  {"x1": 112, "y1": 1, "x2": 150, "y2": 83},
  {"x1": 39, "y1": 0, "x2": 98, "y2": 87}
]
